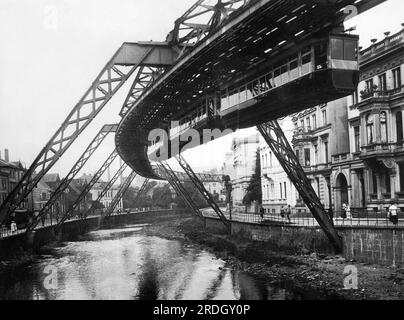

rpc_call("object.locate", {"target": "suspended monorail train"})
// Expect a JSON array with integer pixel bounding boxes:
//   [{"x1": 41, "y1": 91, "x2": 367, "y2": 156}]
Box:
[
  {"x1": 219, "y1": 32, "x2": 360, "y2": 128},
  {"x1": 165, "y1": 32, "x2": 359, "y2": 141}
]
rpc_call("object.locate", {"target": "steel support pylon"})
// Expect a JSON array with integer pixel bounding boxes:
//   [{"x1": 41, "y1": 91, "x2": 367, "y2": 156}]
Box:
[
  {"x1": 82, "y1": 162, "x2": 128, "y2": 219},
  {"x1": 257, "y1": 121, "x2": 343, "y2": 253},
  {"x1": 53, "y1": 149, "x2": 119, "y2": 232},
  {"x1": 175, "y1": 155, "x2": 231, "y2": 231},
  {"x1": 25, "y1": 124, "x2": 117, "y2": 232},
  {"x1": 103, "y1": 171, "x2": 138, "y2": 217},
  {"x1": 158, "y1": 162, "x2": 203, "y2": 220}
]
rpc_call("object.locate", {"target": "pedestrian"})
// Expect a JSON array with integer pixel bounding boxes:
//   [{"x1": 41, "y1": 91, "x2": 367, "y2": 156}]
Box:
[
  {"x1": 345, "y1": 203, "x2": 352, "y2": 219},
  {"x1": 259, "y1": 207, "x2": 264, "y2": 221},
  {"x1": 280, "y1": 206, "x2": 285, "y2": 219},
  {"x1": 341, "y1": 203, "x2": 347, "y2": 219},
  {"x1": 10, "y1": 221, "x2": 17, "y2": 233},
  {"x1": 388, "y1": 202, "x2": 399, "y2": 225},
  {"x1": 285, "y1": 205, "x2": 291, "y2": 223}
]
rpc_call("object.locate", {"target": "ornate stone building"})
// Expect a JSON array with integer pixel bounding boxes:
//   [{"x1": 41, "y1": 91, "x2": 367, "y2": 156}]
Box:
[{"x1": 339, "y1": 27, "x2": 404, "y2": 214}]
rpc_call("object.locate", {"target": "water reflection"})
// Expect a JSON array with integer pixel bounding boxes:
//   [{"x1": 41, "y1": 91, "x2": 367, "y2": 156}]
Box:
[{"x1": 0, "y1": 224, "x2": 318, "y2": 300}]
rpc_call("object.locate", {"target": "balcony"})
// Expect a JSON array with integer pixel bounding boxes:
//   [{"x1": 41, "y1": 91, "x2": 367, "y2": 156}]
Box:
[
  {"x1": 360, "y1": 28, "x2": 404, "y2": 65},
  {"x1": 360, "y1": 142, "x2": 404, "y2": 161},
  {"x1": 302, "y1": 163, "x2": 331, "y2": 174},
  {"x1": 356, "y1": 85, "x2": 404, "y2": 107}
]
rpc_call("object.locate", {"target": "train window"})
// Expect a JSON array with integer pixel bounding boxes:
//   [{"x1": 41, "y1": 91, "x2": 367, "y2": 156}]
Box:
[
  {"x1": 247, "y1": 83, "x2": 253, "y2": 99},
  {"x1": 253, "y1": 79, "x2": 260, "y2": 95},
  {"x1": 281, "y1": 65, "x2": 288, "y2": 84},
  {"x1": 344, "y1": 39, "x2": 357, "y2": 61},
  {"x1": 267, "y1": 72, "x2": 274, "y2": 88},
  {"x1": 260, "y1": 76, "x2": 268, "y2": 91},
  {"x1": 274, "y1": 68, "x2": 281, "y2": 86},
  {"x1": 289, "y1": 59, "x2": 299, "y2": 80},
  {"x1": 240, "y1": 86, "x2": 247, "y2": 102},
  {"x1": 331, "y1": 38, "x2": 344, "y2": 60}
]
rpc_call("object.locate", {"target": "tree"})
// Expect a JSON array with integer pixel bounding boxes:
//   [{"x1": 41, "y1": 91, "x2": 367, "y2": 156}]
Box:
[
  {"x1": 91, "y1": 200, "x2": 105, "y2": 210},
  {"x1": 152, "y1": 184, "x2": 173, "y2": 208},
  {"x1": 174, "y1": 181, "x2": 207, "y2": 209},
  {"x1": 243, "y1": 148, "x2": 262, "y2": 205}
]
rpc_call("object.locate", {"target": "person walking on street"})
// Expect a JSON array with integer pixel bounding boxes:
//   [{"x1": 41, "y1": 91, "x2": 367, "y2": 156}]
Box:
[
  {"x1": 341, "y1": 203, "x2": 347, "y2": 219},
  {"x1": 345, "y1": 203, "x2": 352, "y2": 219},
  {"x1": 389, "y1": 202, "x2": 399, "y2": 225},
  {"x1": 285, "y1": 205, "x2": 291, "y2": 223},
  {"x1": 10, "y1": 221, "x2": 17, "y2": 233},
  {"x1": 259, "y1": 207, "x2": 264, "y2": 221}
]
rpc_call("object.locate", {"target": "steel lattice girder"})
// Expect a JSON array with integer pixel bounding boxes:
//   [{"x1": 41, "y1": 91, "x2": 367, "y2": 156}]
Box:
[
  {"x1": 104, "y1": 171, "x2": 139, "y2": 217},
  {"x1": 175, "y1": 154, "x2": 230, "y2": 230},
  {"x1": 153, "y1": 164, "x2": 223, "y2": 183},
  {"x1": 158, "y1": 162, "x2": 203, "y2": 219},
  {"x1": 257, "y1": 121, "x2": 343, "y2": 253},
  {"x1": 54, "y1": 149, "x2": 119, "y2": 230},
  {"x1": 25, "y1": 124, "x2": 117, "y2": 232},
  {"x1": 82, "y1": 162, "x2": 128, "y2": 218},
  {"x1": 0, "y1": 42, "x2": 177, "y2": 226}
]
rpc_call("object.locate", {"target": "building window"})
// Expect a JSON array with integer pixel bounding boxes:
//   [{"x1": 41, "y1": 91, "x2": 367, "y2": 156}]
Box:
[
  {"x1": 284, "y1": 182, "x2": 287, "y2": 199},
  {"x1": 314, "y1": 144, "x2": 318, "y2": 165},
  {"x1": 354, "y1": 126, "x2": 360, "y2": 152},
  {"x1": 366, "y1": 78, "x2": 374, "y2": 92},
  {"x1": 295, "y1": 149, "x2": 300, "y2": 164},
  {"x1": 366, "y1": 114, "x2": 374, "y2": 144},
  {"x1": 380, "y1": 111, "x2": 388, "y2": 143},
  {"x1": 400, "y1": 162, "x2": 404, "y2": 192},
  {"x1": 397, "y1": 111, "x2": 403, "y2": 143},
  {"x1": 300, "y1": 119, "x2": 304, "y2": 129},
  {"x1": 379, "y1": 73, "x2": 387, "y2": 92},
  {"x1": 269, "y1": 152, "x2": 273, "y2": 168},
  {"x1": 306, "y1": 117, "x2": 310, "y2": 130},
  {"x1": 280, "y1": 183, "x2": 283, "y2": 199},
  {"x1": 312, "y1": 114, "x2": 317, "y2": 130},
  {"x1": 324, "y1": 140, "x2": 329, "y2": 163},
  {"x1": 322, "y1": 109, "x2": 327, "y2": 126},
  {"x1": 393, "y1": 67, "x2": 402, "y2": 89},
  {"x1": 372, "y1": 171, "x2": 378, "y2": 194},
  {"x1": 304, "y1": 148, "x2": 311, "y2": 166}
]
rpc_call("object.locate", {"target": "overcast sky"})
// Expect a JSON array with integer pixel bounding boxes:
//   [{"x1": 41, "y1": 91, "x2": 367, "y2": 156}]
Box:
[{"x1": 1, "y1": 0, "x2": 403, "y2": 178}]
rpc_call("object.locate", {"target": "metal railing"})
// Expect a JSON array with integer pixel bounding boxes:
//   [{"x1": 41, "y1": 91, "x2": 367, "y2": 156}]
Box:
[{"x1": 201, "y1": 207, "x2": 404, "y2": 229}]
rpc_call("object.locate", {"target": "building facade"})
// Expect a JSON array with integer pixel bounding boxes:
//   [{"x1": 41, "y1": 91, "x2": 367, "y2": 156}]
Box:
[
  {"x1": 228, "y1": 132, "x2": 260, "y2": 207},
  {"x1": 0, "y1": 149, "x2": 31, "y2": 212},
  {"x1": 260, "y1": 118, "x2": 298, "y2": 213},
  {"x1": 335, "y1": 27, "x2": 404, "y2": 215},
  {"x1": 292, "y1": 97, "x2": 350, "y2": 213}
]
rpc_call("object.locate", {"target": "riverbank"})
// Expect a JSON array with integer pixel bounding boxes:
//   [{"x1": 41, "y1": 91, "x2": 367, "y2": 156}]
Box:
[{"x1": 139, "y1": 216, "x2": 404, "y2": 300}]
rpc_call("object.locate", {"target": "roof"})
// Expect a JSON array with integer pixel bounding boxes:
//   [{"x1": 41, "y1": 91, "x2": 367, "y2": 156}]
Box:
[
  {"x1": 43, "y1": 173, "x2": 60, "y2": 183},
  {"x1": 0, "y1": 159, "x2": 24, "y2": 171}
]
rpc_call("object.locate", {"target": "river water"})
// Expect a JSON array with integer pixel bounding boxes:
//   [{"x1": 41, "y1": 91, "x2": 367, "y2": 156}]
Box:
[{"x1": 0, "y1": 223, "x2": 331, "y2": 300}]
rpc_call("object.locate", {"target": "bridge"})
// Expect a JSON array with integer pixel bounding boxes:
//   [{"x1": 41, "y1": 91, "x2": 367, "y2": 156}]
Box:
[{"x1": 0, "y1": 0, "x2": 387, "y2": 253}]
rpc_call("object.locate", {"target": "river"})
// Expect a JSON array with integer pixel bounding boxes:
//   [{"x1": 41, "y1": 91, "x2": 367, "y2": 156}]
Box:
[{"x1": 0, "y1": 223, "x2": 326, "y2": 300}]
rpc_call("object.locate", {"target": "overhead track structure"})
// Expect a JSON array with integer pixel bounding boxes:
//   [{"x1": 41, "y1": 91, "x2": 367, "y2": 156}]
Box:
[
  {"x1": 103, "y1": 171, "x2": 138, "y2": 217},
  {"x1": 257, "y1": 120, "x2": 342, "y2": 252},
  {"x1": 25, "y1": 124, "x2": 117, "y2": 232},
  {"x1": 175, "y1": 154, "x2": 230, "y2": 231},
  {"x1": 157, "y1": 162, "x2": 203, "y2": 220},
  {"x1": 0, "y1": 42, "x2": 178, "y2": 225},
  {"x1": 54, "y1": 149, "x2": 119, "y2": 232},
  {"x1": 116, "y1": 0, "x2": 387, "y2": 180}
]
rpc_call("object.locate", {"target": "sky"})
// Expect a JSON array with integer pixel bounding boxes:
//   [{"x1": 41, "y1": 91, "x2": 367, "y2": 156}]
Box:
[{"x1": 1, "y1": 0, "x2": 404, "y2": 179}]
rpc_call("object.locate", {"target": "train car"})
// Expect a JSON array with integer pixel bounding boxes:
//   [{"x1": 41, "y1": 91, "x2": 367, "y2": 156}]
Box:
[{"x1": 219, "y1": 33, "x2": 360, "y2": 129}]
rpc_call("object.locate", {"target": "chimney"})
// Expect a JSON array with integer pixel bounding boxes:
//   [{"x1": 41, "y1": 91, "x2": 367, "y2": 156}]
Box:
[{"x1": 4, "y1": 149, "x2": 9, "y2": 162}]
